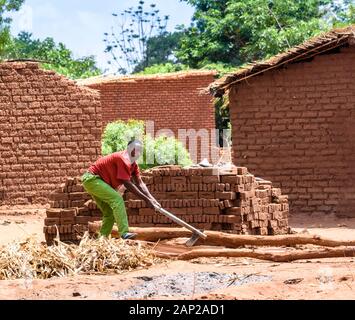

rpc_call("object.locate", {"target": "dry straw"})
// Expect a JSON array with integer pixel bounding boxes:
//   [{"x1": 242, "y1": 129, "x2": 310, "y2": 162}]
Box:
[{"x1": 0, "y1": 233, "x2": 160, "y2": 280}]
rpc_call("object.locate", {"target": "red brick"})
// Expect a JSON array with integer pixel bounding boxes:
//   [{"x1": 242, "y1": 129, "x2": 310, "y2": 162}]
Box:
[
  {"x1": 60, "y1": 217, "x2": 75, "y2": 225},
  {"x1": 162, "y1": 176, "x2": 171, "y2": 184},
  {"x1": 189, "y1": 176, "x2": 203, "y2": 184},
  {"x1": 201, "y1": 168, "x2": 216, "y2": 176},
  {"x1": 220, "y1": 176, "x2": 239, "y2": 184},
  {"x1": 237, "y1": 167, "x2": 248, "y2": 175},
  {"x1": 202, "y1": 176, "x2": 220, "y2": 184},
  {"x1": 44, "y1": 218, "x2": 60, "y2": 226},
  {"x1": 60, "y1": 208, "x2": 77, "y2": 219},
  {"x1": 170, "y1": 208, "x2": 187, "y2": 215},
  {"x1": 221, "y1": 215, "x2": 239, "y2": 223},
  {"x1": 75, "y1": 216, "x2": 93, "y2": 224},
  {"x1": 139, "y1": 208, "x2": 156, "y2": 216},
  {"x1": 186, "y1": 207, "x2": 203, "y2": 214},
  {"x1": 198, "y1": 191, "x2": 216, "y2": 199},
  {"x1": 154, "y1": 176, "x2": 163, "y2": 184},
  {"x1": 46, "y1": 208, "x2": 61, "y2": 218},
  {"x1": 76, "y1": 207, "x2": 91, "y2": 216},
  {"x1": 171, "y1": 177, "x2": 186, "y2": 184},
  {"x1": 49, "y1": 192, "x2": 69, "y2": 201},
  {"x1": 224, "y1": 207, "x2": 242, "y2": 215},
  {"x1": 203, "y1": 207, "x2": 220, "y2": 215},
  {"x1": 166, "y1": 192, "x2": 183, "y2": 199},
  {"x1": 216, "y1": 192, "x2": 237, "y2": 200},
  {"x1": 183, "y1": 192, "x2": 198, "y2": 199}
]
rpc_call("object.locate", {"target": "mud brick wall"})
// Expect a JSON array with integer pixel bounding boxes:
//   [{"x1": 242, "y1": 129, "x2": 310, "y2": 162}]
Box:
[
  {"x1": 81, "y1": 72, "x2": 217, "y2": 163},
  {"x1": 0, "y1": 62, "x2": 102, "y2": 204},
  {"x1": 43, "y1": 166, "x2": 290, "y2": 245},
  {"x1": 228, "y1": 45, "x2": 355, "y2": 217}
]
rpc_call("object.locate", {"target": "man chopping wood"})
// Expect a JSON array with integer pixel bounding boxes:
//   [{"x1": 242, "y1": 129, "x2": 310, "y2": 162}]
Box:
[{"x1": 81, "y1": 140, "x2": 160, "y2": 240}]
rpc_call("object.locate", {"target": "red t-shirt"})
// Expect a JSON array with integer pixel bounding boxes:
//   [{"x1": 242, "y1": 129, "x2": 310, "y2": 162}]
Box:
[{"x1": 88, "y1": 151, "x2": 140, "y2": 189}]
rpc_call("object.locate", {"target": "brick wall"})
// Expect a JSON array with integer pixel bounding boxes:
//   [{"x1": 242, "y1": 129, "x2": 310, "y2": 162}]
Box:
[
  {"x1": 82, "y1": 71, "x2": 217, "y2": 162},
  {"x1": 0, "y1": 62, "x2": 102, "y2": 204},
  {"x1": 229, "y1": 45, "x2": 355, "y2": 217}
]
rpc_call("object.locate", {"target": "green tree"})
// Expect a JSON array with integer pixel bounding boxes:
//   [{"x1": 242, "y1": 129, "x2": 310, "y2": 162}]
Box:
[
  {"x1": 141, "y1": 135, "x2": 193, "y2": 170},
  {"x1": 178, "y1": 0, "x2": 354, "y2": 132},
  {"x1": 133, "y1": 31, "x2": 184, "y2": 73},
  {"x1": 104, "y1": 0, "x2": 172, "y2": 74},
  {"x1": 336, "y1": 3, "x2": 355, "y2": 25},
  {"x1": 136, "y1": 62, "x2": 189, "y2": 75},
  {"x1": 3, "y1": 32, "x2": 101, "y2": 79},
  {"x1": 101, "y1": 119, "x2": 193, "y2": 169},
  {"x1": 177, "y1": 0, "x2": 352, "y2": 68},
  {"x1": 0, "y1": 0, "x2": 24, "y2": 54},
  {"x1": 102, "y1": 120, "x2": 145, "y2": 156}
]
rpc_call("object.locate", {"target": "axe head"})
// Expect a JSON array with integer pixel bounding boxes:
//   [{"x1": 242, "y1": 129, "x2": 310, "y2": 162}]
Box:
[{"x1": 185, "y1": 230, "x2": 205, "y2": 247}]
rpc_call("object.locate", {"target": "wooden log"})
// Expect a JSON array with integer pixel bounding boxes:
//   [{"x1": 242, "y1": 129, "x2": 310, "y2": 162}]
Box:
[
  {"x1": 172, "y1": 247, "x2": 355, "y2": 262},
  {"x1": 88, "y1": 222, "x2": 355, "y2": 248},
  {"x1": 89, "y1": 222, "x2": 191, "y2": 240}
]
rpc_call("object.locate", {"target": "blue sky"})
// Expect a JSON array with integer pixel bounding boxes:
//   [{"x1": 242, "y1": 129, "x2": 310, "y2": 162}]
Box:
[{"x1": 9, "y1": 0, "x2": 194, "y2": 72}]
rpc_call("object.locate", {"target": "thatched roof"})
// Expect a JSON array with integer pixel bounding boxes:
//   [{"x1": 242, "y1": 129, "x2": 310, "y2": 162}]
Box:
[
  {"x1": 78, "y1": 70, "x2": 217, "y2": 86},
  {"x1": 209, "y1": 25, "x2": 355, "y2": 97}
]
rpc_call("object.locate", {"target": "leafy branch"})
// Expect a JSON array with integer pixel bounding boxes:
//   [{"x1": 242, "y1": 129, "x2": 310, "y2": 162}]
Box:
[{"x1": 104, "y1": 1, "x2": 170, "y2": 74}]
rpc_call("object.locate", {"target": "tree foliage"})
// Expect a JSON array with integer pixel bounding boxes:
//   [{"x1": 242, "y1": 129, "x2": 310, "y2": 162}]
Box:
[
  {"x1": 133, "y1": 31, "x2": 183, "y2": 73},
  {"x1": 175, "y1": 0, "x2": 354, "y2": 132},
  {"x1": 102, "y1": 119, "x2": 145, "y2": 156},
  {"x1": 177, "y1": 0, "x2": 353, "y2": 68},
  {"x1": 0, "y1": 0, "x2": 24, "y2": 55},
  {"x1": 104, "y1": 0, "x2": 177, "y2": 74},
  {"x1": 141, "y1": 135, "x2": 193, "y2": 170},
  {"x1": 101, "y1": 119, "x2": 193, "y2": 169},
  {"x1": 135, "y1": 62, "x2": 189, "y2": 75},
  {"x1": 3, "y1": 32, "x2": 101, "y2": 79},
  {"x1": 336, "y1": 3, "x2": 355, "y2": 25}
]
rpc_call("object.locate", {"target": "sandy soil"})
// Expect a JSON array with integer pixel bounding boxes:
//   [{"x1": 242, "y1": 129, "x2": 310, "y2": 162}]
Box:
[
  {"x1": 0, "y1": 207, "x2": 354, "y2": 300},
  {"x1": 0, "y1": 205, "x2": 47, "y2": 245}
]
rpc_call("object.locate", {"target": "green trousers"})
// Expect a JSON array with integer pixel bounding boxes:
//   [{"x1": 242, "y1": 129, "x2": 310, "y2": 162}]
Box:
[{"x1": 81, "y1": 172, "x2": 129, "y2": 237}]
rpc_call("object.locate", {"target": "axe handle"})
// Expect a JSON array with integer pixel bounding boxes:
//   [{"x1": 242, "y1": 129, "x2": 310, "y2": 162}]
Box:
[{"x1": 154, "y1": 205, "x2": 207, "y2": 239}]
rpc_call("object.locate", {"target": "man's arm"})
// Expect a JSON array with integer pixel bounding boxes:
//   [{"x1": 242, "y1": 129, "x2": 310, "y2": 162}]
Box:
[
  {"x1": 122, "y1": 179, "x2": 156, "y2": 208},
  {"x1": 132, "y1": 175, "x2": 160, "y2": 207}
]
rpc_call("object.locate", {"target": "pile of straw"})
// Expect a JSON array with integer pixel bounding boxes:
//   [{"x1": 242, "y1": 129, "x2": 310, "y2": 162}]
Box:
[{"x1": 0, "y1": 233, "x2": 159, "y2": 280}]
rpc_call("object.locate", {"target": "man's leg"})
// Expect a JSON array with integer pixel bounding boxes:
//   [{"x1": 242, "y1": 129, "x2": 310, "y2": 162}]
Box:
[
  {"x1": 81, "y1": 173, "x2": 129, "y2": 236},
  {"x1": 92, "y1": 196, "x2": 115, "y2": 237}
]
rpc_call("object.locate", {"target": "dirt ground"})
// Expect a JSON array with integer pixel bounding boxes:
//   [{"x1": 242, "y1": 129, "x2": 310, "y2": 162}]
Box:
[{"x1": 0, "y1": 205, "x2": 354, "y2": 300}]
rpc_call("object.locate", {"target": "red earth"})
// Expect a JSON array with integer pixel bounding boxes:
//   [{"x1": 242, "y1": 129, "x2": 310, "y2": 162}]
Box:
[{"x1": 0, "y1": 205, "x2": 354, "y2": 300}]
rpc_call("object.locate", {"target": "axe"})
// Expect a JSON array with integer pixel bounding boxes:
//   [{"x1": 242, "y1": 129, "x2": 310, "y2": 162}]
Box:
[{"x1": 153, "y1": 204, "x2": 207, "y2": 247}]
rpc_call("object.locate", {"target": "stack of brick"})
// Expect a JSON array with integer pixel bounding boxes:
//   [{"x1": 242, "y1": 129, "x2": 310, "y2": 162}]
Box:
[
  {"x1": 43, "y1": 177, "x2": 102, "y2": 245},
  {"x1": 43, "y1": 166, "x2": 290, "y2": 245},
  {"x1": 126, "y1": 166, "x2": 290, "y2": 235}
]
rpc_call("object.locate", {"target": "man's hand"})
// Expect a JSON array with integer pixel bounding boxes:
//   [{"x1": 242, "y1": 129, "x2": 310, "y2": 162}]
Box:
[
  {"x1": 132, "y1": 176, "x2": 161, "y2": 209},
  {"x1": 123, "y1": 180, "x2": 155, "y2": 208}
]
